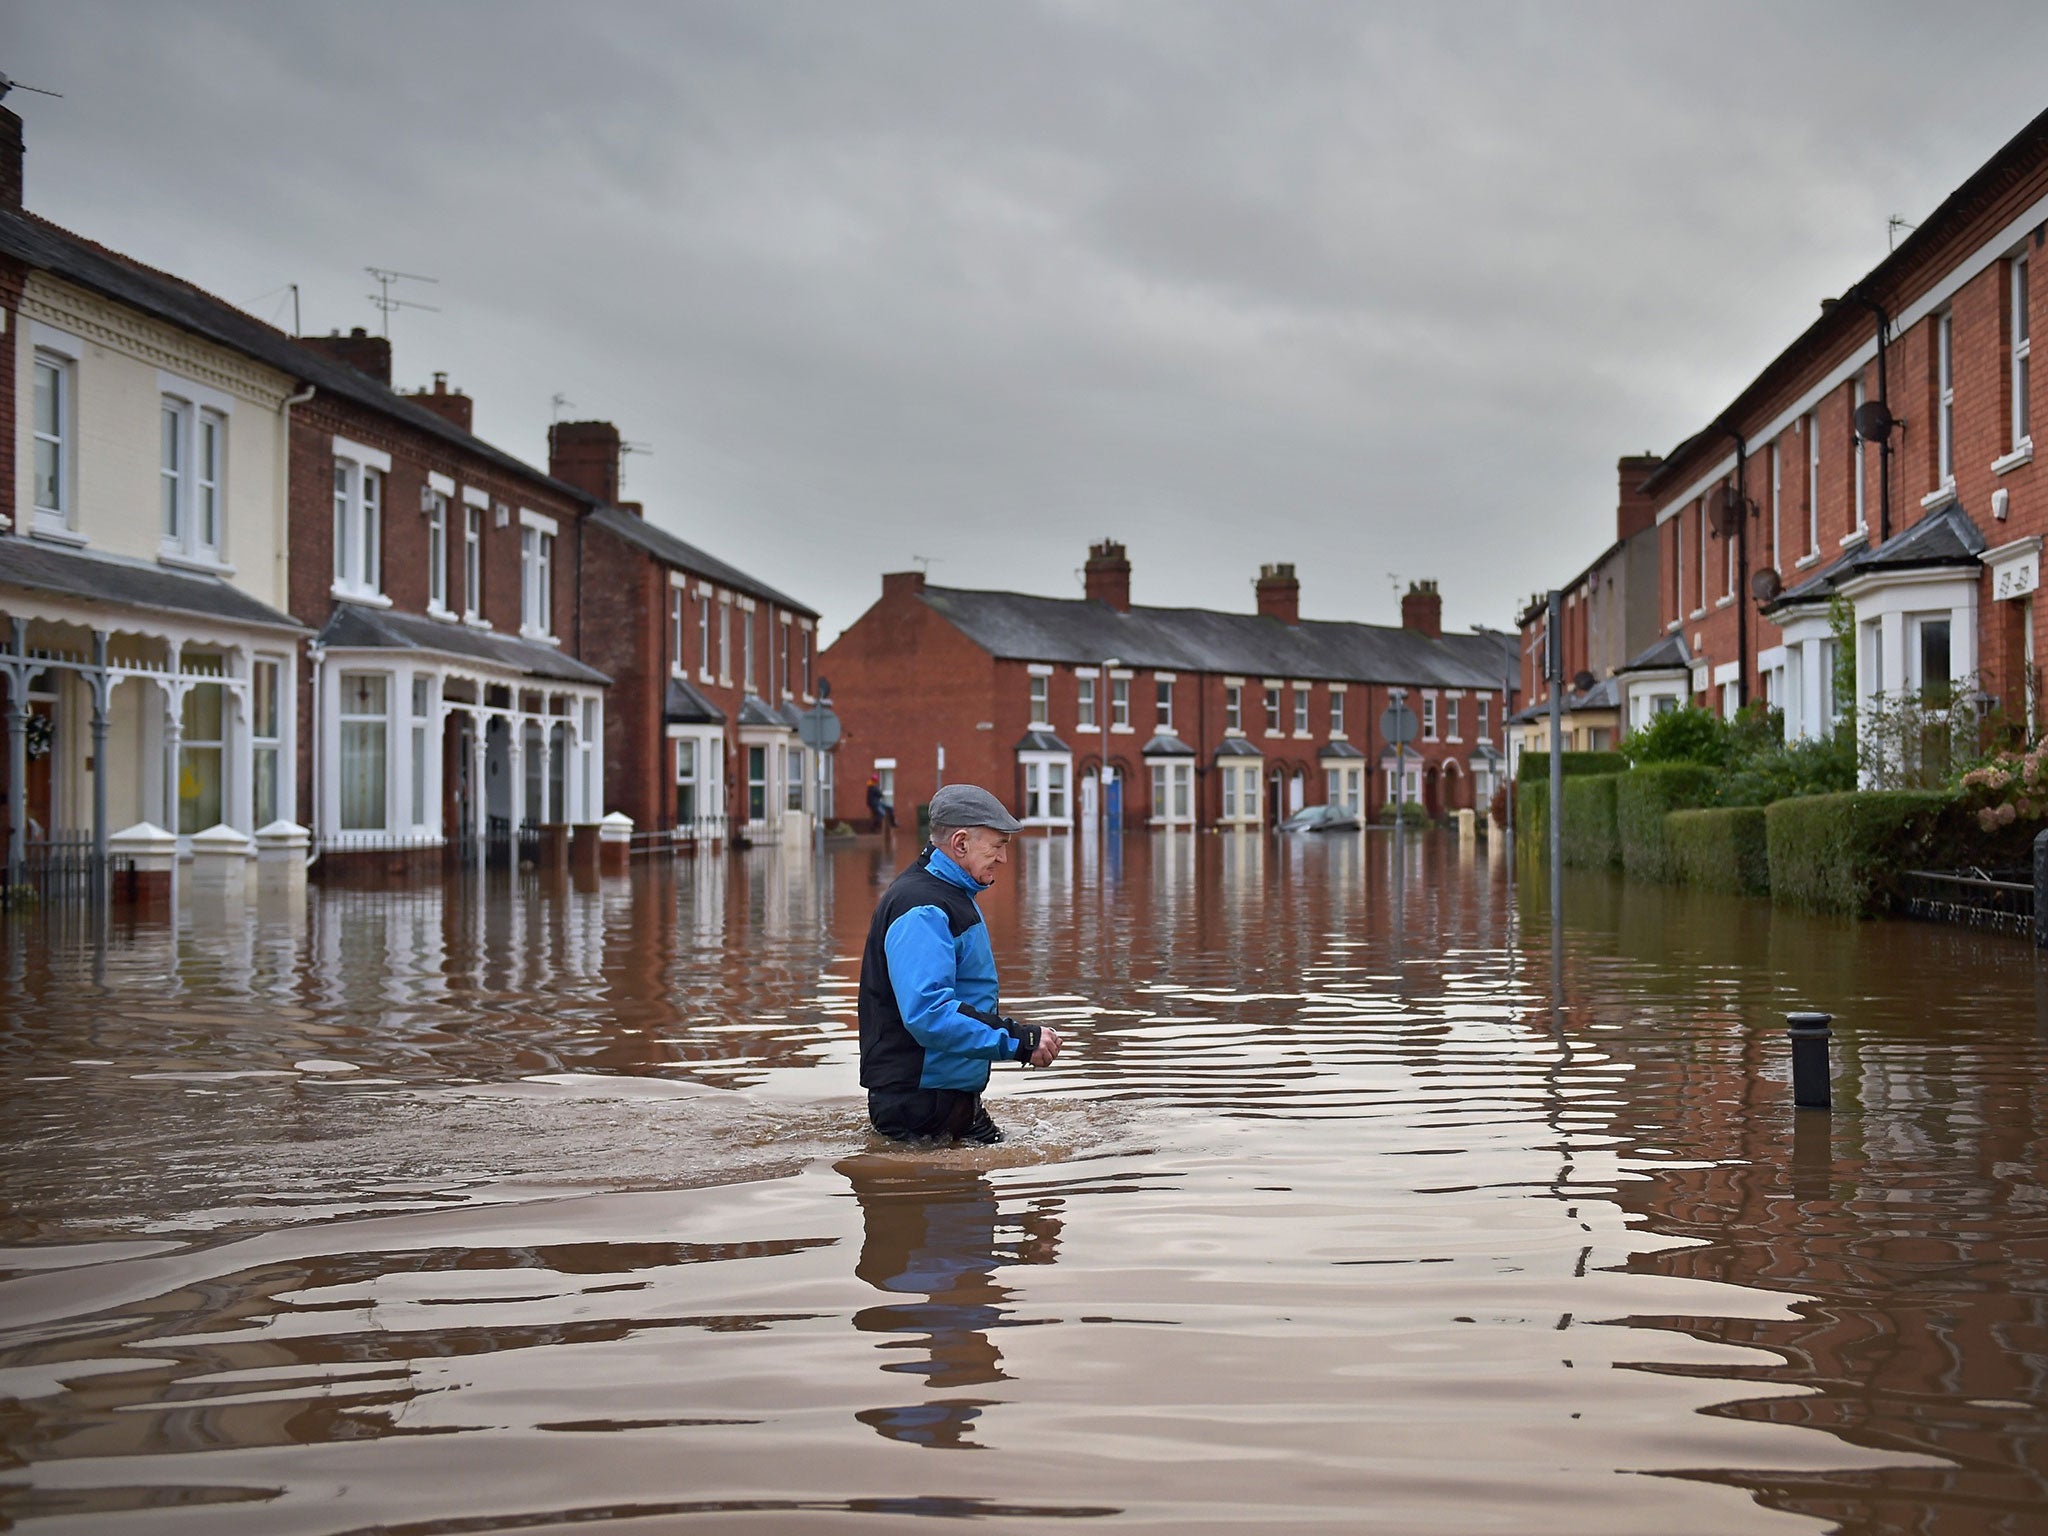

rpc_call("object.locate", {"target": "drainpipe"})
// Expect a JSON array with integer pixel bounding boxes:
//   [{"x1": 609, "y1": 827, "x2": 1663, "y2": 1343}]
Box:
[
  {"x1": 306, "y1": 641, "x2": 324, "y2": 869},
  {"x1": 1717, "y1": 420, "x2": 1751, "y2": 710},
  {"x1": 281, "y1": 382, "x2": 318, "y2": 864}
]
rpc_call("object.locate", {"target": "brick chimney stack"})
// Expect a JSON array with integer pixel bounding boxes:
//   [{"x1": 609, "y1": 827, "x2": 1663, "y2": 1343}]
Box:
[
  {"x1": 299, "y1": 327, "x2": 392, "y2": 385},
  {"x1": 1085, "y1": 539, "x2": 1132, "y2": 612},
  {"x1": 0, "y1": 106, "x2": 23, "y2": 212},
  {"x1": 1616, "y1": 453, "x2": 1664, "y2": 540},
  {"x1": 548, "y1": 420, "x2": 623, "y2": 506},
  {"x1": 1256, "y1": 563, "x2": 1300, "y2": 625},
  {"x1": 882, "y1": 569, "x2": 927, "y2": 602},
  {"x1": 404, "y1": 371, "x2": 474, "y2": 434},
  {"x1": 1401, "y1": 579, "x2": 1442, "y2": 638}
]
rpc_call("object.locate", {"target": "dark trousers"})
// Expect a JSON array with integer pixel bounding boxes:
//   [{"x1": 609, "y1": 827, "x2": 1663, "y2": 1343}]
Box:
[{"x1": 868, "y1": 1087, "x2": 1002, "y2": 1145}]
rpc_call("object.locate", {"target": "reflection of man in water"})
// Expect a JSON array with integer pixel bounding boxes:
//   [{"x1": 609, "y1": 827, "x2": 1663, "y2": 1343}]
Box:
[
  {"x1": 840, "y1": 1157, "x2": 1062, "y2": 1449},
  {"x1": 857, "y1": 784, "x2": 1062, "y2": 1145}
]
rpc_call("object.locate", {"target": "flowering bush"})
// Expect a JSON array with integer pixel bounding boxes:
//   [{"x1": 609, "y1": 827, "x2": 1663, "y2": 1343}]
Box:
[{"x1": 1961, "y1": 749, "x2": 2048, "y2": 831}]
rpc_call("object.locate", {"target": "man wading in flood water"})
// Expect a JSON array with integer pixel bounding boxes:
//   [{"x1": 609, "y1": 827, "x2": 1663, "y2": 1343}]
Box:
[{"x1": 858, "y1": 784, "x2": 1062, "y2": 1144}]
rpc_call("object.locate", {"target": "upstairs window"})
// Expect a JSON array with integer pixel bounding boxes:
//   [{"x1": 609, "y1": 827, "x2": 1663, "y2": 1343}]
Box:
[
  {"x1": 1263, "y1": 686, "x2": 1281, "y2": 734},
  {"x1": 1292, "y1": 686, "x2": 1309, "y2": 734},
  {"x1": 1805, "y1": 411, "x2": 1820, "y2": 555},
  {"x1": 1422, "y1": 694, "x2": 1438, "y2": 742},
  {"x1": 1111, "y1": 675, "x2": 1130, "y2": 728},
  {"x1": 2013, "y1": 252, "x2": 2033, "y2": 451},
  {"x1": 1851, "y1": 377, "x2": 1868, "y2": 535},
  {"x1": 670, "y1": 587, "x2": 685, "y2": 673},
  {"x1": 742, "y1": 608, "x2": 756, "y2": 691},
  {"x1": 161, "y1": 396, "x2": 225, "y2": 563},
  {"x1": 1029, "y1": 672, "x2": 1050, "y2": 725},
  {"x1": 1076, "y1": 673, "x2": 1097, "y2": 728},
  {"x1": 1937, "y1": 309, "x2": 1955, "y2": 486},
  {"x1": 427, "y1": 491, "x2": 449, "y2": 612},
  {"x1": 332, "y1": 458, "x2": 383, "y2": 598},
  {"x1": 32, "y1": 352, "x2": 74, "y2": 533},
  {"x1": 1329, "y1": 690, "x2": 1345, "y2": 736},
  {"x1": 1156, "y1": 678, "x2": 1173, "y2": 730},
  {"x1": 801, "y1": 627, "x2": 813, "y2": 696},
  {"x1": 718, "y1": 598, "x2": 732, "y2": 681},
  {"x1": 463, "y1": 503, "x2": 483, "y2": 619},
  {"x1": 1445, "y1": 696, "x2": 1461, "y2": 742},
  {"x1": 519, "y1": 524, "x2": 554, "y2": 637},
  {"x1": 699, "y1": 592, "x2": 713, "y2": 679},
  {"x1": 1477, "y1": 695, "x2": 1491, "y2": 742},
  {"x1": 1224, "y1": 684, "x2": 1242, "y2": 733}
]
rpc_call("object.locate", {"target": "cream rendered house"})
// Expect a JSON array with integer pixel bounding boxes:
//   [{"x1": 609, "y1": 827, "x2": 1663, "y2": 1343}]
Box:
[{"x1": 3, "y1": 200, "x2": 306, "y2": 877}]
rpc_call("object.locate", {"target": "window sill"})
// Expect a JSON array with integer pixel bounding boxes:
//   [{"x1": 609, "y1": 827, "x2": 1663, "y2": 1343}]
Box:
[
  {"x1": 1993, "y1": 441, "x2": 2034, "y2": 476},
  {"x1": 1794, "y1": 553, "x2": 1820, "y2": 569},
  {"x1": 1715, "y1": 594, "x2": 1735, "y2": 609},
  {"x1": 425, "y1": 603, "x2": 459, "y2": 623},
  {"x1": 1291, "y1": 731, "x2": 1312, "y2": 740},
  {"x1": 463, "y1": 613, "x2": 494, "y2": 631},
  {"x1": 1666, "y1": 620, "x2": 1681, "y2": 632},
  {"x1": 1110, "y1": 724, "x2": 1136, "y2": 734},
  {"x1": 1839, "y1": 528, "x2": 1868, "y2": 549},
  {"x1": 332, "y1": 585, "x2": 392, "y2": 608},
  {"x1": 159, "y1": 549, "x2": 235, "y2": 577},
  {"x1": 1689, "y1": 608, "x2": 1706, "y2": 620},
  {"x1": 1921, "y1": 483, "x2": 1958, "y2": 513},
  {"x1": 30, "y1": 523, "x2": 88, "y2": 548},
  {"x1": 1075, "y1": 723, "x2": 1101, "y2": 734}
]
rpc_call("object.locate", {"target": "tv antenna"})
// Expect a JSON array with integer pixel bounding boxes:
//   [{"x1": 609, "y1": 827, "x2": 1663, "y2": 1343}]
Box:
[
  {"x1": 912, "y1": 555, "x2": 939, "y2": 575},
  {"x1": 1888, "y1": 215, "x2": 1918, "y2": 251},
  {"x1": 0, "y1": 73, "x2": 63, "y2": 102},
  {"x1": 619, "y1": 439, "x2": 654, "y2": 488},
  {"x1": 550, "y1": 393, "x2": 575, "y2": 422},
  {"x1": 364, "y1": 267, "x2": 440, "y2": 338}
]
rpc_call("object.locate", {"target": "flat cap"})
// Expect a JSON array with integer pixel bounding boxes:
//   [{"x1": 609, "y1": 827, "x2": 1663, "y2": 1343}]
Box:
[{"x1": 927, "y1": 783, "x2": 1023, "y2": 834}]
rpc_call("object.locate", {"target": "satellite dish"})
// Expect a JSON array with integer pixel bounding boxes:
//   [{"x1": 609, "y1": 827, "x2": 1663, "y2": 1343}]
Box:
[
  {"x1": 1750, "y1": 568, "x2": 1783, "y2": 603},
  {"x1": 1572, "y1": 670, "x2": 1596, "y2": 693},
  {"x1": 1853, "y1": 398, "x2": 1896, "y2": 442}
]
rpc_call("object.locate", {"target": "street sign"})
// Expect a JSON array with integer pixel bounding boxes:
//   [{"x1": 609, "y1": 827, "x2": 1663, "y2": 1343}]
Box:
[
  {"x1": 798, "y1": 705, "x2": 842, "y2": 751},
  {"x1": 1380, "y1": 702, "x2": 1418, "y2": 746}
]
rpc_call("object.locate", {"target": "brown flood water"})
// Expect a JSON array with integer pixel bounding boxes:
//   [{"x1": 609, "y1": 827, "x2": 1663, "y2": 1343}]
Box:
[{"x1": 0, "y1": 832, "x2": 2044, "y2": 1534}]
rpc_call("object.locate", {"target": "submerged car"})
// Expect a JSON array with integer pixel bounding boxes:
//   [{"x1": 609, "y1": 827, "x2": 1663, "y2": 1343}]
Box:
[{"x1": 1277, "y1": 803, "x2": 1361, "y2": 833}]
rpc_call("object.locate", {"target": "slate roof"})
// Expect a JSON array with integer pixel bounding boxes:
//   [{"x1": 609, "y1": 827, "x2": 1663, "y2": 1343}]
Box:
[
  {"x1": 917, "y1": 586, "x2": 1516, "y2": 690},
  {"x1": 1015, "y1": 730, "x2": 1070, "y2": 753},
  {"x1": 1318, "y1": 740, "x2": 1366, "y2": 759},
  {"x1": 317, "y1": 603, "x2": 608, "y2": 685},
  {"x1": 1615, "y1": 632, "x2": 1692, "y2": 675},
  {"x1": 0, "y1": 536, "x2": 305, "y2": 633},
  {"x1": 586, "y1": 507, "x2": 815, "y2": 617},
  {"x1": 1140, "y1": 731, "x2": 1196, "y2": 757},
  {"x1": 0, "y1": 209, "x2": 597, "y2": 507},
  {"x1": 1769, "y1": 501, "x2": 1987, "y2": 611},
  {"x1": 664, "y1": 676, "x2": 725, "y2": 725},
  {"x1": 1509, "y1": 672, "x2": 1622, "y2": 726},
  {"x1": 1213, "y1": 736, "x2": 1264, "y2": 759},
  {"x1": 736, "y1": 695, "x2": 788, "y2": 729}
]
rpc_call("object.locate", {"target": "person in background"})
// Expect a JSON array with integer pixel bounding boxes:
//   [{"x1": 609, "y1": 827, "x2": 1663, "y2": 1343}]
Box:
[
  {"x1": 866, "y1": 773, "x2": 896, "y2": 833},
  {"x1": 857, "y1": 784, "x2": 1061, "y2": 1144}
]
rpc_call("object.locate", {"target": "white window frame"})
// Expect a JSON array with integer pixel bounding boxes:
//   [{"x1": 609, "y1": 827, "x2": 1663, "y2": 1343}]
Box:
[
  {"x1": 159, "y1": 382, "x2": 230, "y2": 568},
  {"x1": 519, "y1": 509, "x2": 557, "y2": 639},
  {"x1": 1020, "y1": 751, "x2": 1072, "y2": 827},
  {"x1": 331, "y1": 439, "x2": 391, "y2": 602},
  {"x1": 1421, "y1": 693, "x2": 1438, "y2": 742},
  {"x1": 2014, "y1": 251, "x2": 2033, "y2": 456},
  {"x1": 698, "y1": 587, "x2": 714, "y2": 683},
  {"x1": 409, "y1": 673, "x2": 436, "y2": 831},
  {"x1": 1938, "y1": 309, "x2": 1956, "y2": 488},
  {"x1": 1156, "y1": 676, "x2": 1174, "y2": 731},
  {"x1": 1224, "y1": 684, "x2": 1243, "y2": 734},
  {"x1": 426, "y1": 491, "x2": 451, "y2": 615},
  {"x1": 1852, "y1": 376, "x2": 1868, "y2": 538},
  {"x1": 1329, "y1": 687, "x2": 1345, "y2": 738},
  {"x1": 1444, "y1": 694, "x2": 1462, "y2": 743},
  {"x1": 1292, "y1": 685, "x2": 1309, "y2": 736},
  {"x1": 462, "y1": 489, "x2": 487, "y2": 622},
  {"x1": 1149, "y1": 758, "x2": 1194, "y2": 825},
  {"x1": 1769, "y1": 439, "x2": 1782, "y2": 570},
  {"x1": 1110, "y1": 673, "x2": 1132, "y2": 731},
  {"x1": 669, "y1": 582, "x2": 686, "y2": 676},
  {"x1": 1029, "y1": 671, "x2": 1051, "y2": 726},
  {"x1": 1696, "y1": 497, "x2": 1709, "y2": 613},
  {"x1": 251, "y1": 655, "x2": 284, "y2": 829},
  {"x1": 1263, "y1": 685, "x2": 1282, "y2": 736},
  {"x1": 741, "y1": 600, "x2": 757, "y2": 693},
  {"x1": 336, "y1": 669, "x2": 391, "y2": 834},
  {"x1": 1477, "y1": 694, "x2": 1491, "y2": 743},
  {"x1": 31, "y1": 344, "x2": 78, "y2": 536},
  {"x1": 1219, "y1": 760, "x2": 1262, "y2": 825},
  {"x1": 1076, "y1": 672, "x2": 1097, "y2": 731},
  {"x1": 1804, "y1": 411, "x2": 1820, "y2": 559},
  {"x1": 718, "y1": 596, "x2": 733, "y2": 685}
]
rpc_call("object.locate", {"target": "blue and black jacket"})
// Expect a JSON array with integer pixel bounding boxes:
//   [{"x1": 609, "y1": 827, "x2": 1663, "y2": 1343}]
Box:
[{"x1": 858, "y1": 845, "x2": 1035, "y2": 1093}]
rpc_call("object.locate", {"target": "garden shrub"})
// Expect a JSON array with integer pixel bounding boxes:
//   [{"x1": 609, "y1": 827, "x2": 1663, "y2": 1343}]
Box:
[
  {"x1": 1560, "y1": 773, "x2": 1621, "y2": 868},
  {"x1": 1765, "y1": 790, "x2": 1953, "y2": 916},
  {"x1": 1666, "y1": 805, "x2": 1769, "y2": 896},
  {"x1": 1377, "y1": 799, "x2": 1431, "y2": 826},
  {"x1": 1616, "y1": 763, "x2": 1720, "y2": 882}
]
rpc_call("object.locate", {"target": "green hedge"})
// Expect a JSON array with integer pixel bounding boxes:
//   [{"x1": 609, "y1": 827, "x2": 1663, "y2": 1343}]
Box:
[
  {"x1": 1560, "y1": 773, "x2": 1621, "y2": 868},
  {"x1": 1377, "y1": 799, "x2": 1431, "y2": 826},
  {"x1": 1667, "y1": 805, "x2": 1769, "y2": 895},
  {"x1": 1557, "y1": 751, "x2": 1629, "y2": 778},
  {"x1": 1616, "y1": 763, "x2": 1721, "y2": 882},
  {"x1": 1765, "y1": 790, "x2": 1953, "y2": 916}
]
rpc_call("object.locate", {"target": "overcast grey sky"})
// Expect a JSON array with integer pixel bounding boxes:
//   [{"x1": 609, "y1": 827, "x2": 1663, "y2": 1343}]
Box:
[{"x1": 8, "y1": 2, "x2": 2047, "y2": 640}]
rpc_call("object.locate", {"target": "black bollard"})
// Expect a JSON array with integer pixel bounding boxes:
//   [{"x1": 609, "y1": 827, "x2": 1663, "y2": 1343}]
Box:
[{"x1": 1787, "y1": 1012, "x2": 1833, "y2": 1110}]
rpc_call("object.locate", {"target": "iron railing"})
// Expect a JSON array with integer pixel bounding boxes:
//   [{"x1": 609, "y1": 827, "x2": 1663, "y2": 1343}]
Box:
[
  {"x1": 1901, "y1": 866, "x2": 2033, "y2": 937},
  {"x1": 1, "y1": 830, "x2": 129, "y2": 911}
]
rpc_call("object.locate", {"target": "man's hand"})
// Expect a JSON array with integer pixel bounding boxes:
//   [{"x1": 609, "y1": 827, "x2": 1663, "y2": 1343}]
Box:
[{"x1": 1029, "y1": 1025, "x2": 1063, "y2": 1068}]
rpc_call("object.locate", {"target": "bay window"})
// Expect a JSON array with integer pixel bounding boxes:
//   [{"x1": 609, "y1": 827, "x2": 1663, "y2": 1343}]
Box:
[
  {"x1": 1149, "y1": 759, "x2": 1193, "y2": 824},
  {"x1": 252, "y1": 658, "x2": 282, "y2": 828},
  {"x1": 178, "y1": 679, "x2": 225, "y2": 834},
  {"x1": 1023, "y1": 756, "x2": 1070, "y2": 823}
]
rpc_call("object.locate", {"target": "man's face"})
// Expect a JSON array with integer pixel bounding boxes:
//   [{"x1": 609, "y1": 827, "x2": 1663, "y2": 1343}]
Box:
[{"x1": 946, "y1": 825, "x2": 1013, "y2": 884}]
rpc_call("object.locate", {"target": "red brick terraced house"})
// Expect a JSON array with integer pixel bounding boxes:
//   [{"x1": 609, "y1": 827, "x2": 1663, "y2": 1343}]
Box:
[
  {"x1": 1616, "y1": 106, "x2": 2048, "y2": 767},
  {"x1": 551, "y1": 420, "x2": 828, "y2": 848},
  {"x1": 823, "y1": 540, "x2": 1517, "y2": 833},
  {"x1": 285, "y1": 330, "x2": 612, "y2": 873}
]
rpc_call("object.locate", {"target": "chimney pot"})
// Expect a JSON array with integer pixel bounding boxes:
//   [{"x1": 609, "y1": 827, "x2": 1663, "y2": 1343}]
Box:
[{"x1": 1401, "y1": 579, "x2": 1443, "y2": 639}]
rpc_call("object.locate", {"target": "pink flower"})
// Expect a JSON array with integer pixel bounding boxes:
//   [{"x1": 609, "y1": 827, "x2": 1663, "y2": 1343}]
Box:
[
  {"x1": 1996, "y1": 802, "x2": 2018, "y2": 826},
  {"x1": 1981, "y1": 807, "x2": 2001, "y2": 832}
]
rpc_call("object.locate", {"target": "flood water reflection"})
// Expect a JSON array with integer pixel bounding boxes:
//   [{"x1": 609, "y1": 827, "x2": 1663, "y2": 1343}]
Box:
[{"x1": 1, "y1": 832, "x2": 2045, "y2": 1534}]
